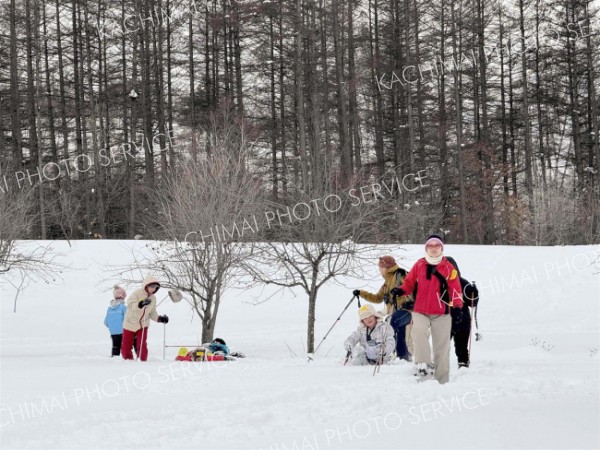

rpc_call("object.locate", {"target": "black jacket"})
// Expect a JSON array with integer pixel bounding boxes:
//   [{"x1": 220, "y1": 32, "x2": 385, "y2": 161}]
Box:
[{"x1": 446, "y1": 256, "x2": 479, "y2": 332}]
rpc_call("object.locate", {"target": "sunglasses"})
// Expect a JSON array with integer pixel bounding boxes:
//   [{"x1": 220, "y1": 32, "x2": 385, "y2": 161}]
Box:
[
  {"x1": 146, "y1": 283, "x2": 160, "y2": 291},
  {"x1": 426, "y1": 243, "x2": 442, "y2": 248}
]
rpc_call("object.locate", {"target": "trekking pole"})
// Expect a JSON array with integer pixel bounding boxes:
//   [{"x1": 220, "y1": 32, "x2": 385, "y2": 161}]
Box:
[
  {"x1": 468, "y1": 284, "x2": 476, "y2": 362},
  {"x1": 466, "y1": 281, "x2": 482, "y2": 341},
  {"x1": 343, "y1": 350, "x2": 352, "y2": 366},
  {"x1": 158, "y1": 289, "x2": 183, "y2": 361},
  {"x1": 474, "y1": 305, "x2": 482, "y2": 341},
  {"x1": 474, "y1": 306, "x2": 481, "y2": 340},
  {"x1": 308, "y1": 295, "x2": 360, "y2": 362},
  {"x1": 373, "y1": 315, "x2": 392, "y2": 376},
  {"x1": 162, "y1": 323, "x2": 166, "y2": 361},
  {"x1": 156, "y1": 292, "x2": 172, "y2": 307},
  {"x1": 374, "y1": 292, "x2": 397, "y2": 376},
  {"x1": 137, "y1": 311, "x2": 146, "y2": 361}
]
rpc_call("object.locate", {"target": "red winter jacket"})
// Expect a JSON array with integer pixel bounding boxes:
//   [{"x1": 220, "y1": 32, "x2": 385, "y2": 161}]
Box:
[{"x1": 398, "y1": 257, "x2": 463, "y2": 315}]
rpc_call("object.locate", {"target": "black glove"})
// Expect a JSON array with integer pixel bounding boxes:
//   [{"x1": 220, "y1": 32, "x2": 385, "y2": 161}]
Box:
[
  {"x1": 138, "y1": 298, "x2": 151, "y2": 308},
  {"x1": 353, "y1": 289, "x2": 360, "y2": 297},
  {"x1": 464, "y1": 283, "x2": 479, "y2": 306},
  {"x1": 157, "y1": 315, "x2": 169, "y2": 324},
  {"x1": 390, "y1": 287, "x2": 404, "y2": 297}
]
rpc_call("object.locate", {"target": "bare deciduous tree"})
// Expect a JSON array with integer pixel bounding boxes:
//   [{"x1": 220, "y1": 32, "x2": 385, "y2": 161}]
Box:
[
  {"x1": 0, "y1": 176, "x2": 64, "y2": 296},
  {"x1": 0, "y1": 182, "x2": 32, "y2": 273},
  {"x1": 113, "y1": 122, "x2": 264, "y2": 342},
  {"x1": 244, "y1": 171, "x2": 396, "y2": 354}
]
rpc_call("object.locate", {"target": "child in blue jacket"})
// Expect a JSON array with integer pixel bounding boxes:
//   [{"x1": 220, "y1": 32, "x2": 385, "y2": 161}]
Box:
[{"x1": 104, "y1": 286, "x2": 127, "y2": 357}]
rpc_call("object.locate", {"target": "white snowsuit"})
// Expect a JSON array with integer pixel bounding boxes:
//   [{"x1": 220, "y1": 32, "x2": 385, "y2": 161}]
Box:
[{"x1": 344, "y1": 319, "x2": 395, "y2": 366}]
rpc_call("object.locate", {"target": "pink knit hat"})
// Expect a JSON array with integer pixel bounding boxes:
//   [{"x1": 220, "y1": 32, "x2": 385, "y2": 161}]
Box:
[
  {"x1": 113, "y1": 285, "x2": 127, "y2": 299},
  {"x1": 425, "y1": 234, "x2": 444, "y2": 251}
]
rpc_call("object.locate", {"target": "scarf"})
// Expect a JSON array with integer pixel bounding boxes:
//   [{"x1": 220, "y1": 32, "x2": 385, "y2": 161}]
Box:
[
  {"x1": 425, "y1": 253, "x2": 443, "y2": 265},
  {"x1": 110, "y1": 298, "x2": 124, "y2": 308}
]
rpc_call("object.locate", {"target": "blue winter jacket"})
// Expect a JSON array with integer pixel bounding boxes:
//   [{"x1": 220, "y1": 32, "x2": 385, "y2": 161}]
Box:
[{"x1": 104, "y1": 303, "x2": 127, "y2": 335}]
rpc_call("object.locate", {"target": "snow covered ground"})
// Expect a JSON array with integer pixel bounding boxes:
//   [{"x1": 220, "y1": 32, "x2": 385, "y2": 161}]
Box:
[{"x1": 1, "y1": 241, "x2": 599, "y2": 450}]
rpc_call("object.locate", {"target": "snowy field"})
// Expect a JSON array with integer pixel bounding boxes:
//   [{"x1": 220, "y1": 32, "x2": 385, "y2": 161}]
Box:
[{"x1": 1, "y1": 241, "x2": 599, "y2": 450}]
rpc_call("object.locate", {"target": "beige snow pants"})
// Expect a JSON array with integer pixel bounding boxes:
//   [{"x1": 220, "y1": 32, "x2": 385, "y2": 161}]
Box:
[{"x1": 412, "y1": 312, "x2": 452, "y2": 384}]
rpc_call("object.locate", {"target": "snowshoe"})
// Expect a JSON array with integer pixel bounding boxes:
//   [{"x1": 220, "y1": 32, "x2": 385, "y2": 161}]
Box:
[{"x1": 414, "y1": 363, "x2": 435, "y2": 382}]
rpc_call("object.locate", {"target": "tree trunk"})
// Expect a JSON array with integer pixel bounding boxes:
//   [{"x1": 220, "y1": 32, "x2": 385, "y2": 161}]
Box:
[
  {"x1": 508, "y1": 35, "x2": 518, "y2": 198},
  {"x1": 294, "y1": 0, "x2": 309, "y2": 188},
  {"x1": 232, "y1": 1, "x2": 244, "y2": 116},
  {"x1": 331, "y1": 0, "x2": 351, "y2": 180},
  {"x1": 404, "y1": 0, "x2": 415, "y2": 173},
  {"x1": 154, "y1": 0, "x2": 168, "y2": 176},
  {"x1": 42, "y1": 2, "x2": 58, "y2": 166},
  {"x1": 519, "y1": 0, "x2": 534, "y2": 214},
  {"x1": 26, "y1": 0, "x2": 44, "y2": 237},
  {"x1": 308, "y1": 2, "x2": 322, "y2": 190},
  {"x1": 307, "y1": 273, "x2": 318, "y2": 354},
  {"x1": 129, "y1": 32, "x2": 140, "y2": 238},
  {"x1": 56, "y1": 0, "x2": 70, "y2": 165},
  {"x1": 319, "y1": 0, "x2": 332, "y2": 174},
  {"x1": 437, "y1": 2, "x2": 450, "y2": 231},
  {"x1": 269, "y1": 14, "x2": 278, "y2": 200},
  {"x1": 412, "y1": 0, "x2": 426, "y2": 170},
  {"x1": 534, "y1": 0, "x2": 547, "y2": 191},
  {"x1": 83, "y1": 0, "x2": 107, "y2": 238},
  {"x1": 499, "y1": 7, "x2": 510, "y2": 233},
  {"x1": 369, "y1": 0, "x2": 385, "y2": 177},
  {"x1": 584, "y1": 0, "x2": 600, "y2": 239},
  {"x1": 476, "y1": 0, "x2": 495, "y2": 244},
  {"x1": 141, "y1": 0, "x2": 155, "y2": 189},
  {"x1": 9, "y1": 0, "x2": 23, "y2": 170},
  {"x1": 71, "y1": 0, "x2": 86, "y2": 236},
  {"x1": 565, "y1": 0, "x2": 584, "y2": 189},
  {"x1": 166, "y1": 0, "x2": 176, "y2": 169},
  {"x1": 451, "y1": 0, "x2": 468, "y2": 243},
  {"x1": 279, "y1": 0, "x2": 288, "y2": 194},
  {"x1": 348, "y1": 0, "x2": 361, "y2": 170},
  {"x1": 188, "y1": 7, "x2": 197, "y2": 163}
]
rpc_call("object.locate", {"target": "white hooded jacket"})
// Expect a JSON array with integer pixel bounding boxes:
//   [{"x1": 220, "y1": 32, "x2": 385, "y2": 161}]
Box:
[
  {"x1": 123, "y1": 276, "x2": 160, "y2": 332},
  {"x1": 344, "y1": 318, "x2": 395, "y2": 363}
]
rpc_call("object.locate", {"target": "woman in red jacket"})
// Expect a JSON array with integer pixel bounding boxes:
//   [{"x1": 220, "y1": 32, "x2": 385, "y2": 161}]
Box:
[{"x1": 391, "y1": 235, "x2": 463, "y2": 383}]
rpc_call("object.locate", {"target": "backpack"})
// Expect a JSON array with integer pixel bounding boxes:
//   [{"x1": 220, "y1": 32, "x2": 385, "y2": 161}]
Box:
[
  {"x1": 445, "y1": 256, "x2": 479, "y2": 308},
  {"x1": 388, "y1": 268, "x2": 412, "y2": 311}
]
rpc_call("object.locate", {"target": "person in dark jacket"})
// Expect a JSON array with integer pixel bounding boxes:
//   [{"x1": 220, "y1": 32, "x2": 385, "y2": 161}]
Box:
[{"x1": 445, "y1": 256, "x2": 479, "y2": 368}]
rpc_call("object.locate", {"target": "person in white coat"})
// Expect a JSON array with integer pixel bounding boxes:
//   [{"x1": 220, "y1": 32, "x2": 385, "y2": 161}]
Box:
[
  {"x1": 121, "y1": 276, "x2": 169, "y2": 361},
  {"x1": 344, "y1": 304, "x2": 395, "y2": 366}
]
